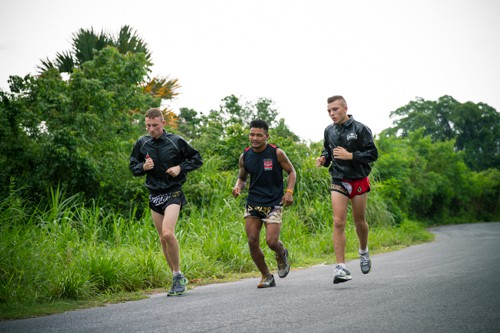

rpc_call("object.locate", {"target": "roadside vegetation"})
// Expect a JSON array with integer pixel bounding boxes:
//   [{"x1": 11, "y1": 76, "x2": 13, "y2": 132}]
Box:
[{"x1": 1, "y1": 26, "x2": 498, "y2": 320}]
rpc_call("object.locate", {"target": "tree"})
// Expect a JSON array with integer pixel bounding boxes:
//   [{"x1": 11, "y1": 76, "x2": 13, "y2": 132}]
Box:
[
  {"x1": 174, "y1": 95, "x2": 300, "y2": 171},
  {"x1": 386, "y1": 95, "x2": 500, "y2": 171},
  {"x1": 0, "y1": 46, "x2": 164, "y2": 209},
  {"x1": 374, "y1": 128, "x2": 490, "y2": 222},
  {"x1": 38, "y1": 25, "x2": 150, "y2": 73},
  {"x1": 37, "y1": 26, "x2": 179, "y2": 118},
  {"x1": 452, "y1": 101, "x2": 499, "y2": 171},
  {"x1": 177, "y1": 107, "x2": 201, "y2": 139},
  {"x1": 254, "y1": 97, "x2": 279, "y2": 127}
]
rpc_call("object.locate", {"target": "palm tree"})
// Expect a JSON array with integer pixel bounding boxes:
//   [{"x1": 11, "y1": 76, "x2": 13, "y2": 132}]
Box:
[
  {"x1": 37, "y1": 25, "x2": 151, "y2": 73},
  {"x1": 37, "y1": 25, "x2": 180, "y2": 113}
]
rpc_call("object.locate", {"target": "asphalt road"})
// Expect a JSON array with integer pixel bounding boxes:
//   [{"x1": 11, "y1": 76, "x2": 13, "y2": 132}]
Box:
[{"x1": 1, "y1": 222, "x2": 499, "y2": 333}]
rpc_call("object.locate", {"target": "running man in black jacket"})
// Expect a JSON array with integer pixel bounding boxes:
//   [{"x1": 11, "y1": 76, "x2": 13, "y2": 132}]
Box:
[
  {"x1": 316, "y1": 96, "x2": 378, "y2": 284},
  {"x1": 130, "y1": 108, "x2": 203, "y2": 296}
]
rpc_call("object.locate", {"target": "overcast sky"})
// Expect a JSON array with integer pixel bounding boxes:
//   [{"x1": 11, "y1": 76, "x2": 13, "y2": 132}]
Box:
[{"x1": 1, "y1": 0, "x2": 499, "y2": 142}]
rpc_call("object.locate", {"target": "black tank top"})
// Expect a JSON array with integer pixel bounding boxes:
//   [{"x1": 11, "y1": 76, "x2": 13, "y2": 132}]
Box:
[{"x1": 243, "y1": 144, "x2": 283, "y2": 206}]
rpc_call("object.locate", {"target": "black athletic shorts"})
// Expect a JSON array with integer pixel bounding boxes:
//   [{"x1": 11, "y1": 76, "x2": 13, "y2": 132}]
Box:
[{"x1": 148, "y1": 190, "x2": 187, "y2": 214}]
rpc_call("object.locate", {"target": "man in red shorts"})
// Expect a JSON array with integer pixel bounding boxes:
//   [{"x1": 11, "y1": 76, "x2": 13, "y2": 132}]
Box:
[{"x1": 316, "y1": 95, "x2": 378, "y2": 284}]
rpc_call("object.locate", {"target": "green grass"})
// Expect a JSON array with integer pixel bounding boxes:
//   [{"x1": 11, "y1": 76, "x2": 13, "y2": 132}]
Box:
[
  {"x1": 0, "y1": 196, "x2": 432, "y2": 320},
  {"x1": 0, "y1": 161, "x2": 434, "y2": 320},
  {"x1": 0, "y1": 218, "x2": 432, "y2": 320}
]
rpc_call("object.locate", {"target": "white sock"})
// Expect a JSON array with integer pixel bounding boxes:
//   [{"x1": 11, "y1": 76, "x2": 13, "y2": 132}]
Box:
[
  {"x1": 359, "y1": 248, "x2": 368, "y2": 255},
  {"x1": 173, "y1": 271, "x2": 182, "y2": 276},
  {"x1": 337, "y1": 263, "x2": 346, "y2": 269}
]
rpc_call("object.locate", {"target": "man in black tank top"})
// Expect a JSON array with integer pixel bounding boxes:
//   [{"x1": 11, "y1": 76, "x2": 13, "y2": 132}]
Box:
[{"x1": 232, "y1": 120, "x2": 296, "y2": 288}]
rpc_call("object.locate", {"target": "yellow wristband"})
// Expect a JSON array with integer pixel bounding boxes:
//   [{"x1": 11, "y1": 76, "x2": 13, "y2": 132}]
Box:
[{"x1": 286, "y1": 189, "x2": 294, "y2": 195}]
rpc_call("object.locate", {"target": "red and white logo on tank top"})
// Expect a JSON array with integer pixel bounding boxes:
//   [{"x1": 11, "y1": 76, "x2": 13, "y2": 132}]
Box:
[{"x1": 263, "y1": 158, "x2": 273, "y2": 170}]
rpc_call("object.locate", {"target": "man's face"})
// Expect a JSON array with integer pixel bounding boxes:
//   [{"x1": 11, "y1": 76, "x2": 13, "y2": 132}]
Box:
[
  {"x1": 327, "y1": 100, "x2": 348, "y2": 125},
  {"x1": 145, "y1": 116, "x2": 165, "y2": 139},
  {"x1": 248, "y1": 127, "x2": 269, "y2": 150}
]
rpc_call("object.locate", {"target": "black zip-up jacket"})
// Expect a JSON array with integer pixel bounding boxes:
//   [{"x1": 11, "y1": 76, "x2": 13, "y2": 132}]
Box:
[
  {"x1": 321, "y1": 115, "x2": 378, "y2": 180},
  {"x1": 129, "y1": 130, "x2": 203, "y2": 193}
]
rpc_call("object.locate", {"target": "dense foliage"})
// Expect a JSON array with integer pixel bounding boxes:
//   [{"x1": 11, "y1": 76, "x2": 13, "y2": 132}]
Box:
[
  {"x1": 0, "y1": 47, "x2": 155, "y2": 211},
  {"x1": 374, "y1": 129, "x2": 499, "y2": 223},
  {"x1": 386, "y1": 95, "x2": 500, "y2": 171},
  {"x1": 1, "y1": 27, "x2": 497, "y2": 223}
]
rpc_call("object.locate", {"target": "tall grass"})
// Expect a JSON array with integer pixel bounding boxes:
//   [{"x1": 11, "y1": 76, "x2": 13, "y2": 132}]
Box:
[{"x1": 0, "y1": 157, "x2": 432, "y2": 313}]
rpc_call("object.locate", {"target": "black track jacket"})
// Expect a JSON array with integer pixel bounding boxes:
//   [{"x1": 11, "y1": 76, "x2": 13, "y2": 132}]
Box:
[
  {"x1": 129, "y1": 130, "x2": 203, "y2": 193},
  {"x1": 321, "y1": 115, "x2": 378, "y2": 180}
]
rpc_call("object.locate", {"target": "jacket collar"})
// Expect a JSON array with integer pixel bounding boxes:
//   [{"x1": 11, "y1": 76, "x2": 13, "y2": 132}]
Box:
[
  {"x1": 152, "y1": 130, "x2": 168, "y2": 141},
  {"x1": 335, "y1": 115, "x2": 354, "y2": 129}
]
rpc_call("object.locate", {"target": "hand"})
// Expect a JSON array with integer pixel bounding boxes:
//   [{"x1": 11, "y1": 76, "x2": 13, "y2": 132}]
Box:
[
  {"x1": 166, "y1": 165, "x2": 181, "y2": 177},
  {"x1": 232, "y1": 187, "x2": 241, "y2": 198},
  {"x1": 280, "y1": 192, "x2": 293, "y2": 207},
  {"x1": 316, "y1": 156, "x2": 326, "y2": 167},
  {"x1": 143, "y1": 156, "x2": 154, "y2": 171},
  {"x1": 333, "y1": 147, "x2": 352, "y2": 160}
]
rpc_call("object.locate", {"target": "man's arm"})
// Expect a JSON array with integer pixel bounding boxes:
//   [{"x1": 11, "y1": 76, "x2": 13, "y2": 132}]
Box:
[
  {"x1": 318, "y1": 127, "x2": 333, "y2": 168},
  {"x1": 232, "y1": 154, "x2": 248, "y2": 198},
  {"x1": 351, "y1": 126, "x2": 378, "y2": 163},
  {"x1": 178, "y1": 138, "x2": 203, "y2": 172},
  {"x1": 129, "y1": 139, "x2": 147, "y2": 176},
  {"x1": 277, "y1": 148, "x2": 296, "y2": 206}
]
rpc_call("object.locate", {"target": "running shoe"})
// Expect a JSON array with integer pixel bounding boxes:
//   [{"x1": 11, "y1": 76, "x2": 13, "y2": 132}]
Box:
[
  {"x1": 257, "y1": 274, "x2": 276, "y2": 288},
  {"x1": 167, "y1": 273, "x2": 188, "y2": 296},
  {"x1": 360, "y1": 251, "x2": 371, "y2": 274},
  {"x1": 333, "y1": 265, "x2": 352, "y2": 284},
  {"x1": 276, "y1": 248, "x2": 290, "y2": 278}
]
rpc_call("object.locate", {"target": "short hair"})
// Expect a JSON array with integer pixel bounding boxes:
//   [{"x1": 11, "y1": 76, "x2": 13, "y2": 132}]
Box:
[
  {"x1": 249, "y1": 119, "x2": 269, "y2": 132},
  {"x1": 145, "y1": 108, "x2": 164, "y2": 120},
  {"x1": 327, "y1": 95, "x2": 347, "y2": 106}
]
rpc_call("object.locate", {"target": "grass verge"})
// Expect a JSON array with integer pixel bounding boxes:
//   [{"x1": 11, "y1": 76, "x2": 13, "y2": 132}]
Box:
[{"x1": 1, "y1": 220, "x2": 433, "y2": 321}]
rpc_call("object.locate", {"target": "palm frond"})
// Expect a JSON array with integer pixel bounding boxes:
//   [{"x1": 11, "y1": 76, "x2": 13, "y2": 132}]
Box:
[
  {"x1": 143, "y1": 76, "x2": 181, "y2": 100},
  {"x1": 54, "y1": 50, "x2": 75, "y2": 73},
  {"x1": 37, "y1": 57, "x2": 57, "y2": 73},
  {"x1": 72, "y1": 27, "x2": 112, "y2": 66},
  {"x1": 115, "y1": 25, "x2": 151, "y2": 61}
]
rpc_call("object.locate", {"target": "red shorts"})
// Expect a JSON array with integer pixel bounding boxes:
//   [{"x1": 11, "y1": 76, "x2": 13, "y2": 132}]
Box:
[{"x1": 330, "y1": 177, "x2": 370, "y2": 198}]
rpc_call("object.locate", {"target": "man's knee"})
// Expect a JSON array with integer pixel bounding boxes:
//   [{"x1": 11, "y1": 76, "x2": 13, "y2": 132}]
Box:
[
  {"x1": 333, "y1": 217, "x2": 346, "y2": 230},
  {"x1": 354, "y1": 221, "x2": 369, "y2": 236},
  {"x1": 160, "y1": 230, "x2": 176, "y2": 244},
  {"x1": 247, "y1": 235, "x2": 260, "y2": 248},
  {"x1": 266, "y1": 236, "x2": 279, "y2": 249}
]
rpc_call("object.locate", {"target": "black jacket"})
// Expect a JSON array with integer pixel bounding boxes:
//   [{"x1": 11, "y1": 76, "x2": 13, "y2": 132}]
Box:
[
  {"x1": 129, "y1": 130, "x2": 203, "y2": 193},
  {"x1": 321, "y1": 115, "x2": 378, "y2": 180}
]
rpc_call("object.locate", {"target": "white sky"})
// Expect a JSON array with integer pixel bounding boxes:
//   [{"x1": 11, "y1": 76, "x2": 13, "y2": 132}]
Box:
[{"x1": 1, "y1": 0, "x2": 499, "y2": 142}]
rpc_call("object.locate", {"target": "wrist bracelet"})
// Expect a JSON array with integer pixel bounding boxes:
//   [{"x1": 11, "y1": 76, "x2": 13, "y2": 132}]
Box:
[{"x1": 286, "y1": 189, "x2": 294, "y2": 195}]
